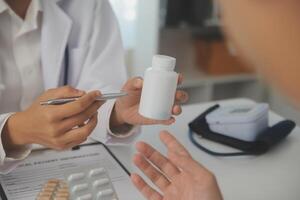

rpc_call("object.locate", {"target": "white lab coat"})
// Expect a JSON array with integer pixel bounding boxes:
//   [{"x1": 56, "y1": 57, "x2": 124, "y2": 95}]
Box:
[{"x1": 0, "y1": 0, "x2": 139, "y2": 173}]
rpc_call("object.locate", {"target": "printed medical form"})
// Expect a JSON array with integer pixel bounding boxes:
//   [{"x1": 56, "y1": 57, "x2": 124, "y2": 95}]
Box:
[{"x1": 0, "y1": 144, "x2": 143, "y2": 200}]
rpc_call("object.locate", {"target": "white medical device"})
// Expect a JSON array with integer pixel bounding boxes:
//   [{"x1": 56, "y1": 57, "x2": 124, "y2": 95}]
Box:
[{"x1": 206, "y1": 104, "x2": 269, "y2": 142}]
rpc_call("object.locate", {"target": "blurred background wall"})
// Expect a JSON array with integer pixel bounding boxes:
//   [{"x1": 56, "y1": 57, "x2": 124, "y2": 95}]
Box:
[{"x1": 109, "y1": 0, "x2": 300, "y2": 125}]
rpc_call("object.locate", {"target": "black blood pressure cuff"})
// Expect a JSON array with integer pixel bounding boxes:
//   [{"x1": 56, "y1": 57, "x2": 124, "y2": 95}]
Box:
[{"x1": 188, "y1": 105, "x2": 296, "y2": 156}]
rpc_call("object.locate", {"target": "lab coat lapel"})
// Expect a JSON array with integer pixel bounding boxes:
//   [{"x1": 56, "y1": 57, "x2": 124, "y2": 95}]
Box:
[{"x1": 41, "y1": 0, "x2": 72, "y2": 89}]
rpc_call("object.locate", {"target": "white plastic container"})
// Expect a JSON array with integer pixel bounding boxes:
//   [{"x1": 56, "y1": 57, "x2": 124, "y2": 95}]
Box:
[
  {"x1": 139, "y1": 55, "x2": 178, "y2": 120},
  {"x1": 205, "y1": 104, "x2": 269, "y2": 142}
]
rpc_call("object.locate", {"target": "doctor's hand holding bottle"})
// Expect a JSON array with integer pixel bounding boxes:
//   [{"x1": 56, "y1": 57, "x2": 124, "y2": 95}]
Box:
[
  {"x1": 3, "y1": 86, "x2": 104, "y2": 152},
  {"x1": 110, "y1": 75, "x2": 188, "y2": 129}
]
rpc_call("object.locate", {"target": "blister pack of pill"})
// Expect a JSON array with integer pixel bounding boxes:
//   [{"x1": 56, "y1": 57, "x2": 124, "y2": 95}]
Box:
[
  {"x1": 64, "y1": 165, "x2": 118, "y2": 200},
  {"x1": 37, "y1": 179, "x2": 69, "y2": 200}
]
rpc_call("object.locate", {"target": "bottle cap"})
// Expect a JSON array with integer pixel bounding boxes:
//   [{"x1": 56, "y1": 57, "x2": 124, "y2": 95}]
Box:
[{"x1": 152, "y1": 55, "x2": 176, "y2": 71}]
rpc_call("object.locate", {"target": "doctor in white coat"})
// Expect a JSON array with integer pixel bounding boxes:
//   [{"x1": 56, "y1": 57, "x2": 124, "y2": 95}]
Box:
[{"x1": 0, "y1": 0, "x2": 188, "y2": 174}]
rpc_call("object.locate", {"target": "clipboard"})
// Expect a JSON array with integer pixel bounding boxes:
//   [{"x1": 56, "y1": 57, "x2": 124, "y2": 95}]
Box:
[{"x1": 0, "y1": 142, "x2": 142, "y2": 200}]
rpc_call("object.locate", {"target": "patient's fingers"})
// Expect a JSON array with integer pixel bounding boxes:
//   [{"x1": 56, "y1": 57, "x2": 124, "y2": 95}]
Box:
[
  {"x1": 159, "y1": 132, "x2": 207, "y2": 175},
  {"x1": 169, "y1": 152, "x2": 207, "y2": 176},
  {"x1": 131, "y1": 173, "x2": 163, "y2": 200},
  {"x1": 160, "y1": 131, "x2": 191, "y2": 157},
  {"x1": 133, "y1": 154, "x2": 170, "y2": 191},
  {"x1": 135, "y1": 142, "x2": 181, "y2": 180}
]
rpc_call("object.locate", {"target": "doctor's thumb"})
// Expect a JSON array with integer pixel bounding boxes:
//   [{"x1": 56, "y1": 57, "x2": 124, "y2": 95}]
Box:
[{"x1": 123, "y1": 77, "x2": 143, "y2": 91}]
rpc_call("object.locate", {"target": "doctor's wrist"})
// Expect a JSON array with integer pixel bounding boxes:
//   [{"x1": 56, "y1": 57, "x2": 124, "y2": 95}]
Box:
[
  {"x1": 2, "y1": 113, "x2": 29, "y2": 151},
  {"x1": 110, "y1": 103, "x2": 126, "y2": 128}
]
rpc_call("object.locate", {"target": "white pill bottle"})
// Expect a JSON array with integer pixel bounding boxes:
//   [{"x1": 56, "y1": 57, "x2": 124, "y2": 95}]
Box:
[{"x1": 139, "y1": 55, "x2": 178, "y2": 120}]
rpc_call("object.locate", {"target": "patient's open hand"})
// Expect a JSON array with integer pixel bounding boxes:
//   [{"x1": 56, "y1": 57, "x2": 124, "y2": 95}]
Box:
[{"x1": 131, "y1": 131, "x2": 223, "y2": 200}]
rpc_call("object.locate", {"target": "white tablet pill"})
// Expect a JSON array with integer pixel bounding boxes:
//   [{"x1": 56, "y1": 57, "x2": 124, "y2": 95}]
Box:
[
  {"x1": 72, "y1": 183, "x2": 89, "y2": 193},
  {"x1": 76, "y1": 193, "x2": 93, "y2": 200},
  {"x1": 68, "y1": 173, "x2": 85, "y2": 182},
  {"x1": 97, "y1": 189, "x2": 114, "y2": 199},
  {"x1": 89, "y1": 168, "x2": 105, "y2": 177},
  {"x1": 93, "y1": 178, "x2": 110, "y2": 188}
]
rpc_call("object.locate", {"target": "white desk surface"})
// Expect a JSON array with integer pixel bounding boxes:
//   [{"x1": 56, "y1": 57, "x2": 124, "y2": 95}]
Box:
[{"x1": 110, "y1": 98, "x2": 300, "y2": 200}]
